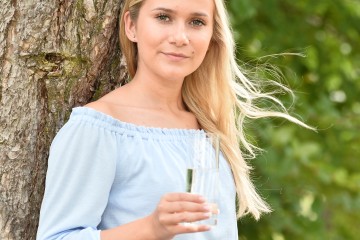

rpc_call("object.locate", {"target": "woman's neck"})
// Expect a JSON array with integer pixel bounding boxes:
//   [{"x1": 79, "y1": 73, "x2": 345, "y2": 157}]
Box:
[{"x1": 127, "y1": 73, "x2": 186, "y2": 113}]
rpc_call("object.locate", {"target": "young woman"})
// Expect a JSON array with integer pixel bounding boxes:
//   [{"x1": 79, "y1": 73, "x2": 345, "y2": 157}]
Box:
[{"x1": 37, "y1": 0, "x2": 310, "y2": 239}]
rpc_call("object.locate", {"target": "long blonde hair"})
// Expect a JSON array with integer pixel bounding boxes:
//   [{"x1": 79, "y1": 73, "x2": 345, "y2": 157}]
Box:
[{"x1": 119, "y1": 0, "x2": 312, "y2": 220}]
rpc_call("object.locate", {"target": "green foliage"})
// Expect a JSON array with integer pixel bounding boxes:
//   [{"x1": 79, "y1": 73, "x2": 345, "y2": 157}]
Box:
[{"x1": 227, "y1": 0, "x2": 360, "y2": 239}]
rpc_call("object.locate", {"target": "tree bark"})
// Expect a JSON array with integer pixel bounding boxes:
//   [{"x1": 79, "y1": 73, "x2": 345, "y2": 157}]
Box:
[{"x1": 0, "y1": 0, "x2": 126, "y2": 239}]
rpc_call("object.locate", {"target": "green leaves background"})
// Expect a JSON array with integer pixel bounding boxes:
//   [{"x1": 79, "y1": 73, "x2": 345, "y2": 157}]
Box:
[{"x1": 227, "y1": 0, "x2": 360, "y2": 239}]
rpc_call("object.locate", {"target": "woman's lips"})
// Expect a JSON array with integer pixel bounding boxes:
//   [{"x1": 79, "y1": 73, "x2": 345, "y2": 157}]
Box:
[{"x1": 162, "y1": 52, "x2": 190, "y2": 61}]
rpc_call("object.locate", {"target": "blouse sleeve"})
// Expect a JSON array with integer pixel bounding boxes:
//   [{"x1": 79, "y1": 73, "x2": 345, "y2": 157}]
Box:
[{"x1": 36, "y1": 118, "x2": 117, "y2": 240}]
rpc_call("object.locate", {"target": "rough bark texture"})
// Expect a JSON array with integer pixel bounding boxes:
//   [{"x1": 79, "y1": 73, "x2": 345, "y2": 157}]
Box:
[{"x1": 0, "y1": 0, "x2": 126, "y2": 239}]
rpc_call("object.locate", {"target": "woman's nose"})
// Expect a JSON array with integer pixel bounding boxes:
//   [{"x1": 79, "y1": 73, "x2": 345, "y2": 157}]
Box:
[{"x1": 169, "y1": 23, "x2": 189, "y2": 47}]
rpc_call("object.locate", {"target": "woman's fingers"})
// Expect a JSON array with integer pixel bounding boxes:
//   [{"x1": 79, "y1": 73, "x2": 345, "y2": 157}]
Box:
[
  {"x1": 162, "y1": 192, "x2": 206, "y2": 203},
  {"x1": 164, "y1": 221, "x2": 212, "y2": 236},
  {"x1": 159, "y1": 210, "x2": 212, "y2": 225},
  {"x1": 156, "y1": 201, "x2": 212, "y2": 226},
  {"x1": 150, "y1": 192, "x2": 213, "y2": 239},
  {"x1": 158, "y1": 200, "x2": 211, "y2": 214},
  {"x1": 161, "y1": 192, "x2": 212, "y2": 214},
  {"x1": 177, "y1": 222, "x2": 212, "y2": 233}
]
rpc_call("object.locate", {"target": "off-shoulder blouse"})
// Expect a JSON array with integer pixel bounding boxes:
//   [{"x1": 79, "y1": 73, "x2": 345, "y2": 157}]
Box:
[{"x1": 37, "y1": 107, "x2": 238, "y2": 240}]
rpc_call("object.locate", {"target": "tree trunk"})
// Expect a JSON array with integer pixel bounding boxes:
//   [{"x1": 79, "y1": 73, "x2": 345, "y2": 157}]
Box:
[{"x1": 0, "y1": 0, "x2": 126, "y2": 239}]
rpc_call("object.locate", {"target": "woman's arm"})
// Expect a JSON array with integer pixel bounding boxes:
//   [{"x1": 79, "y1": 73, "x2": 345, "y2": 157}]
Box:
[{"x1": 37, "y1": 119, "x2": 118, "y2": 240}]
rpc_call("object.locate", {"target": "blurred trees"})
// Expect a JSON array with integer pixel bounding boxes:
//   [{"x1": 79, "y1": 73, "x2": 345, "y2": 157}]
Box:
[{"x1": 227, "y1": 0, "x2": 360, "y2": 239}]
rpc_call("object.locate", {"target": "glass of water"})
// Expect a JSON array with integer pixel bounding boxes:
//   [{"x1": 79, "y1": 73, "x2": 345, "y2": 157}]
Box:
[{"x1": 186, "y1": 132, "x2": 220, "y2": 226}]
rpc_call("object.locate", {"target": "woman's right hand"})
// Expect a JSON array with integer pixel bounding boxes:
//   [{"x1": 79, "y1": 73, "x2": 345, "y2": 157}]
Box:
[{"x1": 148, "y1": 192, "x2": 212, "y2": 240}]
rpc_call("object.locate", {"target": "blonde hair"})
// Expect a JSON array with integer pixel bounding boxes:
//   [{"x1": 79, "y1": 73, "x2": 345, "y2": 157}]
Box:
[{"x1": 119, "y1": 0, "x2": 312, "y2": 220}]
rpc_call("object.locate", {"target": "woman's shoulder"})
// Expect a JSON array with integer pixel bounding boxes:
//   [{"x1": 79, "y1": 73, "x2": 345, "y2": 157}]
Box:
[
  {"x1": 59, "y1": 88, "x2": 130, "y2": 134},
  {"x1": 84, "y1": 99, "x2": 115, "y2": 117},
  {"x1": 84, "y1": 90, "x2": 136, "y2": 126},
  {"x1": 84, "y1": 87, "x2": 131, "y2": 120},
  {"x1": 69, "y1": 89, "x2": 204, "y2": 140}
]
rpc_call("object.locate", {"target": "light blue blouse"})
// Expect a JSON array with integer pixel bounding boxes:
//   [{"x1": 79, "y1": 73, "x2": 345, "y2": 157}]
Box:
[{"x1": 37, "y1": 107, "x2": 238, "y2": 240}]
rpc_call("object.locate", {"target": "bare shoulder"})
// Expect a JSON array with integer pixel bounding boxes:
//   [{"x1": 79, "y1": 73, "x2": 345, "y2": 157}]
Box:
[
  {"x1": 85, "y1": 100, "x2": 111, "y2": 114},
  {"x1": 84, "y1": 86, "x2": 154, "y2": 126},
  {"x1": 84, "y1": 87, "x2": 129, "y2": 117},
  {"x1": 85, "y1": 86, "x2": 200, "y2": 129}
]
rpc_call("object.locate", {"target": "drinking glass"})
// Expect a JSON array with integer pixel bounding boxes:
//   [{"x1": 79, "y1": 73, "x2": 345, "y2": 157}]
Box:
[{"x1": 186, "y1": 132, "x2": 220, "y2": 226}]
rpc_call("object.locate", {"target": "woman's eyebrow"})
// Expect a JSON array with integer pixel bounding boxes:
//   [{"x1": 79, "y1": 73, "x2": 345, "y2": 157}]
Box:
[{"x1": 151, "y1": 7, "x2": 210, "y2": 18}]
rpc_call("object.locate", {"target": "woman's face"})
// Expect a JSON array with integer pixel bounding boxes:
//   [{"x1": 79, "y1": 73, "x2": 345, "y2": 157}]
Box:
[{"x1": 126, "y1": 0, "x2": 214, "y2": 82}]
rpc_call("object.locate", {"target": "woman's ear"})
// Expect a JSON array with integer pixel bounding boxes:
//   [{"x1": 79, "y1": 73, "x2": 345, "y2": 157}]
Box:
[{"x1": 124, "y1": 11, "x2": 137, "y2": 42}]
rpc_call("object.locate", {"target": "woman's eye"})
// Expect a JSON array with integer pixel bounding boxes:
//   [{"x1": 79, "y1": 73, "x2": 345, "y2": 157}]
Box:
[
  {"x1": 190, "y1": 19, "x2": 205, "y2": 27},
  {"x1": 156, "y1": 14, "x2": 170, "y2": 22}
]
